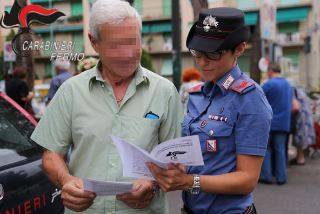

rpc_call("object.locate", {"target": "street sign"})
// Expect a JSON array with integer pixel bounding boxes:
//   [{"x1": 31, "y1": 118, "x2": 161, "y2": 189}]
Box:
[
  {"x1": 3, "y1": 41, "x2": 16, "y2": 62},
  {"x1": 259, "y1": 57, "x2": 269, "y2": 72},
  {"x1": 260, "y1": 0, "x2": 276, "y2": 41}
]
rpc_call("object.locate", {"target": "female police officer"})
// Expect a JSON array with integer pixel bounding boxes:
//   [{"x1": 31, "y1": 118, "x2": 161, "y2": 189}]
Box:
[{"x1": 147, "y1": 7, "x2": 272, "y2": 214}]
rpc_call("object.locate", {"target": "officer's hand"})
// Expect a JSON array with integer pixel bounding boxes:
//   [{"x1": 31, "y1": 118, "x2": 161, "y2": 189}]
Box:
[
  {"x1": 116, "y1": 179, "x2": 154, "y2": 209},
  {"x1": 61, "y1": 176, "x2": 96, "y2": 212},
  {"x1": 146, "y1": 162, "x2": 192, "y2": 192}
]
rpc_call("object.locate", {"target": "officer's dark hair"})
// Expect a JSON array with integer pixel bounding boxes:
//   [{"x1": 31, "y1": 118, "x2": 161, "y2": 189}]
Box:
[{"x1": 268, "y1": 62, "x2": 281, "y2": 73}]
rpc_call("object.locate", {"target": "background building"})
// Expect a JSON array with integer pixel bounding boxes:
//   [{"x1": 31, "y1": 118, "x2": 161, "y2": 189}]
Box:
[{"x1": 0, "y1": 0, "x2": 319, "y2": 89}]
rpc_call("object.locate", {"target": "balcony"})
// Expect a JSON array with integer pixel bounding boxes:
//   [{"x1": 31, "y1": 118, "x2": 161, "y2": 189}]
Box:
[
  {"x1": 30, "y1": 0, "x2": 80, "y2": 3},
  {"x1": 31, "y1": 15, "x2": 83, "y2": 34},
  {"x1": 277, "y1": 32, "x2": 303, "y2": 46}
]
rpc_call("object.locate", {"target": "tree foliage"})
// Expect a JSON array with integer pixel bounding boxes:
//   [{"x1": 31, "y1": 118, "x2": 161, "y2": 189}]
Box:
[{"x1": 141, "y1": 49, "x2": 155, "y2": 72}]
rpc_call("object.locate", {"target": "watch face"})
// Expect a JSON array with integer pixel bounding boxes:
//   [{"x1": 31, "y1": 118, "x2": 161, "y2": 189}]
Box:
[{"x1": 190, "y1": 187, "x2": 201, "y2": 194}]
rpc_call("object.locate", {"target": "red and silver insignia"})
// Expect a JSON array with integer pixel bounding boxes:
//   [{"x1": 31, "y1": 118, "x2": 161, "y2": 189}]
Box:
[
  {"x1": 207, "y1": 139, "x2": 217, "y2": 152},
  {"x1": 222, "y1": 74, "x2": 235, "y2": 90}
]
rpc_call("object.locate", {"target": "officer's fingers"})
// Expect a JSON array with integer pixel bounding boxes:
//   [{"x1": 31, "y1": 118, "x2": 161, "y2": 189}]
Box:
[{"x1": 146, "y1": 162, "x2": 167, "y2": 177}]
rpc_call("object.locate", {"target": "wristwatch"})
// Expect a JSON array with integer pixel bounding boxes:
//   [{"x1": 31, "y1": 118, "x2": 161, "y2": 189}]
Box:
[{"x1": 188, "y1": 174, "x2": 201, "y2": 194}]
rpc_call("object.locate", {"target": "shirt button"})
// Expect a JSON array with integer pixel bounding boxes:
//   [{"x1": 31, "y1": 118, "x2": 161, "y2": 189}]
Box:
[
  {"x1": 116, "y1": 114, "x2": 119, "y2": 118},
  {"x1": 209, "y1": 130, "x2": 214, "y2": 136},
  {"x1": 108, "y1": 92, "x2": 112, "y2": 95},
  {"x1": 107, "y1": 212, "x2": 112, "y2": 214},
  {"x1": 102, "y1": 84, "x2": 105, "y2": 88},
  {"x1": 111, "y1": 163, "x2": 116, "y2": 167}
]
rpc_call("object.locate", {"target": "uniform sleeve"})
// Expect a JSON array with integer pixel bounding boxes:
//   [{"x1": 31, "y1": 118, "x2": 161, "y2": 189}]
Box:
[
  {"x1": 159, "y1": 84, "x2": 184, "y2": 142},
  {"x1": 31, "y1": 83, "x2": 72, "y2": 154},
  {"x1": 235, "y1": 88, "x2": 273, "y2": 156}
]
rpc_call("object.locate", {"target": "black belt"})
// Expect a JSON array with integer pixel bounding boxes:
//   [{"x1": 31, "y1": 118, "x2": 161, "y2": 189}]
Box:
[{"x1": 183, "y1": 204, "x2": 257, "y2": 214}]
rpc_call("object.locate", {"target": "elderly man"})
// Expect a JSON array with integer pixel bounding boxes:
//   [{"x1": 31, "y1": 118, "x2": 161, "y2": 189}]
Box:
[
  {"x1": 31, "y1": 0, "x2": 184, "y2": 213},
  {"x1": 47, "y1": 59, "x2": 72, "y2": 100}
]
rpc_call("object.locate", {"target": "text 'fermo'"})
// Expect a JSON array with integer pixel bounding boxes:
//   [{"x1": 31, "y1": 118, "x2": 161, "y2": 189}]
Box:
[{"x1": 22, "y1": 41, "x2": 85, "y2": 61}]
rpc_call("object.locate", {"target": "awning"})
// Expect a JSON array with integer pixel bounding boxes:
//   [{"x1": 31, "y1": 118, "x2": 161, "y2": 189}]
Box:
[
  {"x1": 33, "y1": 26, "x2": 83, "y2": 33},
  {"x1": 161, "y1": 58, "x2": 173, "y2": 76},
  {"x1": 142, "y1": 24, "x2": 150, "y2": 34},
  {"x1": 142, "y1": 21, "x2": 172, "y2": 34},
  {"x1": 244, "y1": 6, "x2": 309, "y2": 26},
  {"x1": 150, "y1": 21, "x2": 172, "y2": 33},
  {"x1": 245, "y1": 12, "x2": 258, "y2": 26},
  {"x1": 277, "y1": 6, "x2": 309, "y2": 23}
]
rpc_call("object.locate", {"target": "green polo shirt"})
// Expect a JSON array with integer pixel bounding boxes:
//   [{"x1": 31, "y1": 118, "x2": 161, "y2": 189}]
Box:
[{"x1": 31, "y1": 62, "x2": 184, "y2": 214}]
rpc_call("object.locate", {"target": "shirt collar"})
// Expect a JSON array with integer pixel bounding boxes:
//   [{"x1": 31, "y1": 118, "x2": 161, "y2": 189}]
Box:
[
  {"x1": 88, "y1": 60, "x2": 149, "y2": 90},
  {"x1": 202, "y1": 64, "x2": 242, "y2": 97}
]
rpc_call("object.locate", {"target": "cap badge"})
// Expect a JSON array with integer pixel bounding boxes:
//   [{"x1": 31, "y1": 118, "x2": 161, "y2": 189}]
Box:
[{"x1": 203, "y1": 15, "x2": 219, "y2": 32}]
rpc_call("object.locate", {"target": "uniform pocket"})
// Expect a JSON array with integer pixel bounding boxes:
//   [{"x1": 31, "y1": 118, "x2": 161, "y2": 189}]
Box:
[{"x1": 197, "y1": 120, "x2": 234, "y2": 137}]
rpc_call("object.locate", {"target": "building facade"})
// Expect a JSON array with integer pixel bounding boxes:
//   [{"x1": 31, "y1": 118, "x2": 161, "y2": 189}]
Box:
[{"x1": 0, "y1": 0, "x2": 319, "y2": 89}]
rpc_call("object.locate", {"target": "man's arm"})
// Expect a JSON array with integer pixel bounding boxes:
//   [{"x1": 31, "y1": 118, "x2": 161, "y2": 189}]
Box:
[{"x1": 42, "y1": 149, "x2": 96, "y2": 212}]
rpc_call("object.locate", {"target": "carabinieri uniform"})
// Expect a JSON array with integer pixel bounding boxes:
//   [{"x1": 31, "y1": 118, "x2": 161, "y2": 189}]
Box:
[{"x1": 182, "y1": 64, "x2": 272, "y2": 214}]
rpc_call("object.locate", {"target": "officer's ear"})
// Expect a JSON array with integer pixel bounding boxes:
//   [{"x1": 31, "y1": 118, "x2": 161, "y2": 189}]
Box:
[{"x1": 235, "y1": 42, "x2": 246, "y2": 58}]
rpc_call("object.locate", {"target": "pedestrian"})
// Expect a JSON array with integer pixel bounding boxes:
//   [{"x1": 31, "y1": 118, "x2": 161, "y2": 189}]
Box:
[
  {"x1": 6, "y1": 67, "x2": 33, "y2": 108},
  {"x1": 290, "y1": 87, "x2": 315, "y2": 165},
  {"x1": 179, "y1": 68, "x2": 203, "y2": 116},
  {"x1": 47, "y1": 58, "x2": 72, "y2": 101},
  {"x1": 147, "y1": 7, "x2": 272, "y2": 214},
  {"x1": 30, "y1": 0, "x2": 184, "y2": 213},
  {"x1": 259, "y1": 62, "x2": 293, "y2": 185}
]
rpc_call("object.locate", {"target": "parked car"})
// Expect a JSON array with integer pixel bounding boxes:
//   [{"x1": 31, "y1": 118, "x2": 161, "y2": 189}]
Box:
[{"x1": 0, "y1": 92, "x2": 64, "y2": 214}]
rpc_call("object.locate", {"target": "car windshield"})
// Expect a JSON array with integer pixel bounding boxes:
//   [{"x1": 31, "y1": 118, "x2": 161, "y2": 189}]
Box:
[{"x1": 0, "y1": 95, "x2": 42, "y2": 167}]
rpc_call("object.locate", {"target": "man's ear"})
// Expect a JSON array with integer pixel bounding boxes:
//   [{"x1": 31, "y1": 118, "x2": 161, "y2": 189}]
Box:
[
  {"x1": 88, "y1": 33, "x2": 99, "y2": 54},
  {"x1": 235, "y1": 42, "x2": 246, "y2": 58}
]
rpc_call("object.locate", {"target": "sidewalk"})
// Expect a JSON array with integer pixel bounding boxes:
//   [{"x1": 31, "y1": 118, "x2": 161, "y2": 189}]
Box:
[{"x1": 168, "y1": 151, "x2": 320, "y2": 214}]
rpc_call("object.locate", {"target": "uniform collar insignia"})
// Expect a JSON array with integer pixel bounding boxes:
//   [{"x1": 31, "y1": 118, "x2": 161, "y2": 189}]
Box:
[
  {"x1": 222, "y1": 74, "x2": 235, "y2": 90},
  {"x1": 203, "y1": 15, "x2": 219, "y2": 32}
]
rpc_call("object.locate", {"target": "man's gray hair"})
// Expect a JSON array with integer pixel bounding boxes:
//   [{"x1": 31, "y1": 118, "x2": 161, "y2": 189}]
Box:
[
  {"x1": 89, "y1": 0, "x2": 142, "y2": 40},
  {"x1": 54, "y1": 59, "x2": 70, "y2": 71}
]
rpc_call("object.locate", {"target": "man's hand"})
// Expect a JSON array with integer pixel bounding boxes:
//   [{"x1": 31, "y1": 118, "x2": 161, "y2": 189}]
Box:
[
  {"x1": 146, "y1": 162, "x2": 192, "y2": 192},
  {"x1": 116, "y1": 179, "x2": 154, "y2": 209},
  {"x1": 61, "y1": 176, "x2": 96, "y2": 212}
]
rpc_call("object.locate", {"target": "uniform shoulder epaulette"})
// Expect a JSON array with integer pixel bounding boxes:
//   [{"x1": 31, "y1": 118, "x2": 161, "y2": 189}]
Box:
[
  {"x1": 188, "y1": 84, "x2": 203, "y2": 93},
  {"x1": 230, "y1": 79, "x2": 256, "y2": 94}
]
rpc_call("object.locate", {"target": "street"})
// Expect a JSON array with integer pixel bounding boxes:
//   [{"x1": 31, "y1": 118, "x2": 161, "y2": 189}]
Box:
[{"x1": 168, "y1": 149, "x2": 320, "y2": 214}]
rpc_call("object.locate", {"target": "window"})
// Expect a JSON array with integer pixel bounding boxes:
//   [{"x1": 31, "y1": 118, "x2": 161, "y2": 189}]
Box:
[
  {"x1": 279, "y1": 0, "x2": 299, "y2": 6},
  {"x1": 283, "y1": 52, "x2": 299, "y2": 66},
  {"x1": 163, "y1": 33, "x2": 172, "y2": 51},
  {"x1": 237, "y1": 55, "x2": 251, "y2": 74},
  {"x1": 45, "y1": 62, "x2": 53, "y2": 77},
  {"x1": 278, "y1": 22, "x2": 299, "y2": 33},
  {"x1": 0, "y1": 96, "x2": 41, "y2": 167},
  {"x1": 237, "y1": 0, "x2": 256, "y2": 10},
  {"x1": 133, "y1": 0, "x2": 143, "y2": 15},
  {"x1": 163, "y1": 0, "x2": 171, "y2": 16},
  {"x1": 161, "y1": 58, "x2": 173, "y2": 76},
  {"x1": 71, "y1": 2, "x2": 83, "y2": 16},
  {"x1": 72, "y1": 32, "x2": 84, "y2": 53}
]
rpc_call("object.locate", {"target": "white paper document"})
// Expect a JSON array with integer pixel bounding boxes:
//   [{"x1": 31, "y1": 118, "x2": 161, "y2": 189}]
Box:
[
  {"x1": 110, "y1": 135, "x2": 204, "y2": 180},
  {"x1": 83, "y1": 178, "x2": 133, "y2": 196}
]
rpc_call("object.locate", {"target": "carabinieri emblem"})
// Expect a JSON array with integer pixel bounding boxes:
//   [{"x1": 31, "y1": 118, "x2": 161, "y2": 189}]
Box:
[{"x1": 203, "y1": 15, "x2": 219, "y2": 32}]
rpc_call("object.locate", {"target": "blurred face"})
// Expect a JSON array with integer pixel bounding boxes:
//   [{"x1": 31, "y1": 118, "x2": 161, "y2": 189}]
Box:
[
  {"x1": 89, "y1": 17, "x2": 142, "y2": 78},
  {"x1": 194, "y1": 43, "x2": 245, "y2": 83}
]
